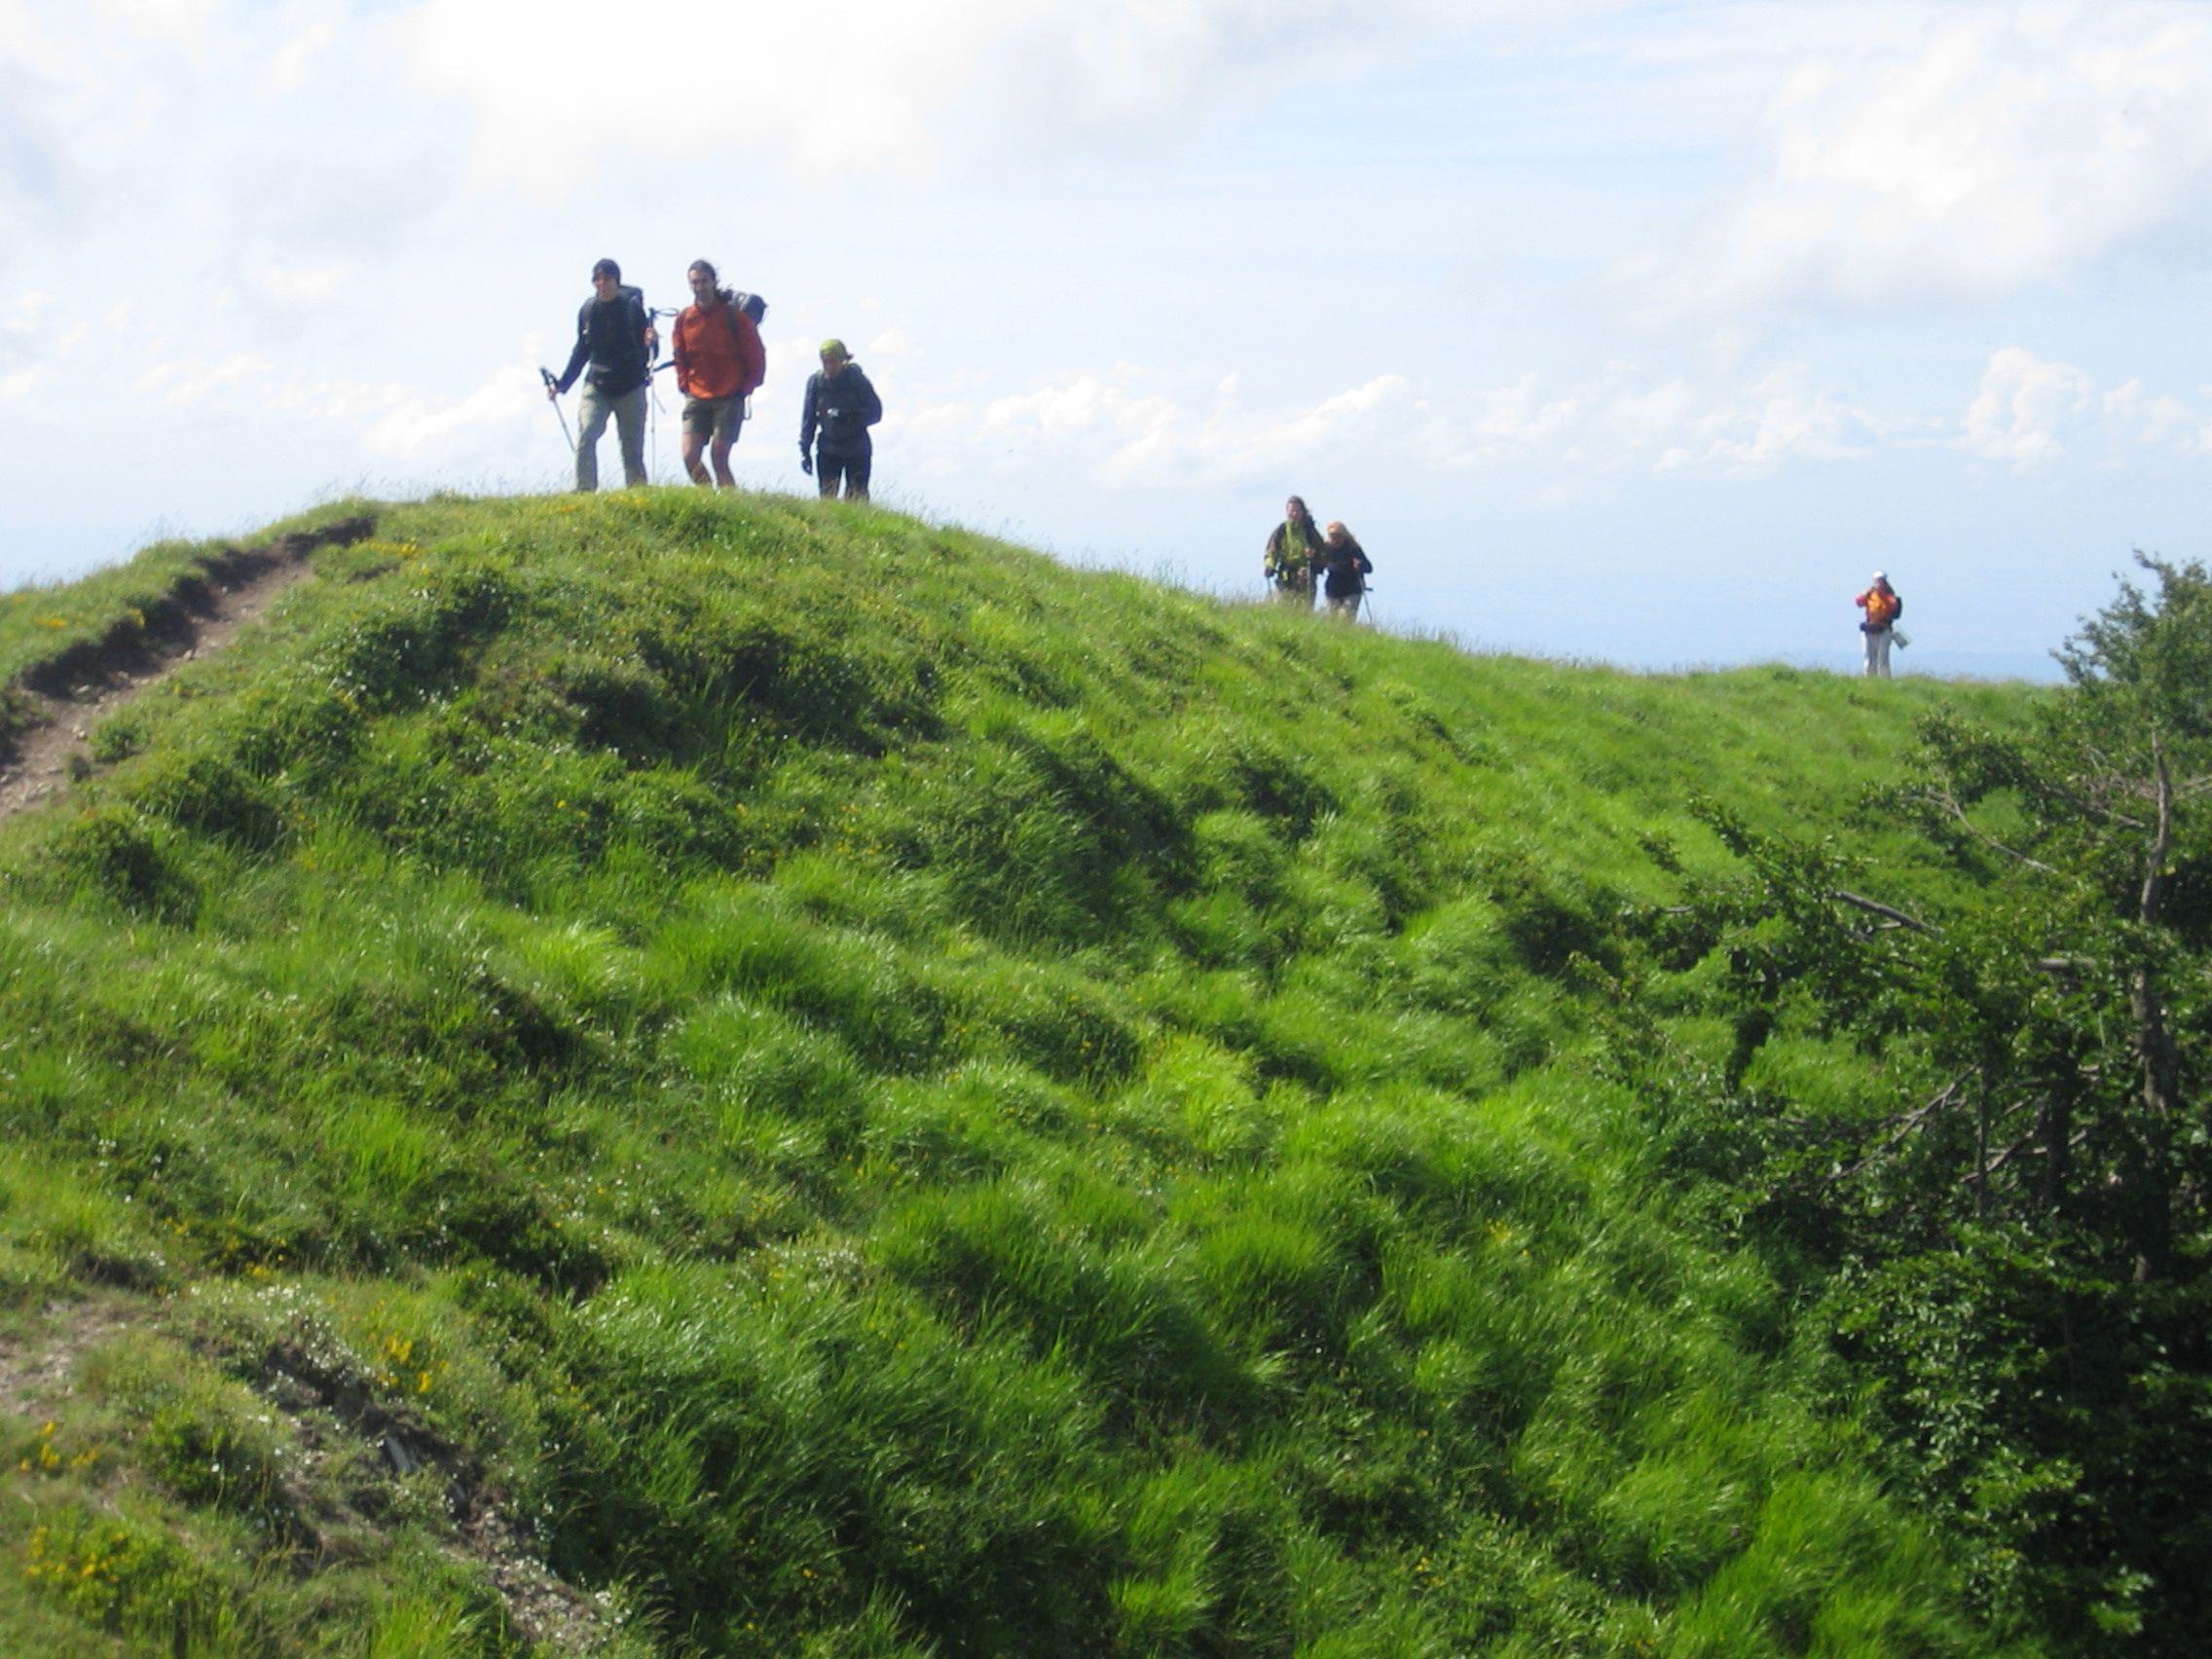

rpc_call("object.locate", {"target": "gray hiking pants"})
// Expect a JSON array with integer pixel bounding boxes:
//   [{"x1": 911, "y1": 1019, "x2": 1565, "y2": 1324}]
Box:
[{"x1": 575, "y1": 383, "x2": 648, "y2": 491}]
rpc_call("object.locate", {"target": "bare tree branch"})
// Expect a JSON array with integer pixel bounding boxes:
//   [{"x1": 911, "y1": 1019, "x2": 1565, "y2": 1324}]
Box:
[
  {"x1": 1917, "y1": 783, "x2": 2064, "y2": 874},
  {"x1": 1834, "y1": 1074, "x2": 1973, "y2": 1180},
  {"x1": 1972, "y1": 1125, "x2": 2091, "y2": 1184},
  {"x1": 1828, "y1": 889, "x2": 1936, "y2": 934}
]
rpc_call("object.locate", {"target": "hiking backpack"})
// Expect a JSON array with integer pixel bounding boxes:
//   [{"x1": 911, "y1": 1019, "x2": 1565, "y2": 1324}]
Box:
[{"x1": 579, "y1": 284, "x2": 651, "y2": 352}]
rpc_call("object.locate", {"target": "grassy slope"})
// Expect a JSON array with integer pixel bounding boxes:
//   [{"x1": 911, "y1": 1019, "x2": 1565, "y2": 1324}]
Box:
[{"x1": 0, "y1": 491, "x2": 2039, "y2": 1657}]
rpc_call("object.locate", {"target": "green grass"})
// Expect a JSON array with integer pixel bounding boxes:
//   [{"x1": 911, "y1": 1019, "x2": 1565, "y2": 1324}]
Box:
[{"x1": 0, "y1": 488, "x2": 2046, "y2": 1654}]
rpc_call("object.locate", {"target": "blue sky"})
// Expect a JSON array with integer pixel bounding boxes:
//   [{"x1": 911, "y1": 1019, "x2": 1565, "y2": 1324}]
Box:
[{"x1": 6, "y1": 0, "x2": 2210, "y2": 677}]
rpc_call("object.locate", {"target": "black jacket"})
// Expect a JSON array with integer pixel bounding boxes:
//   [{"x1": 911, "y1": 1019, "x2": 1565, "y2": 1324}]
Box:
[
  {"x1": 800, "y1": 364, "x2": 883, "y2": 457},
  {"x1": 1320, "y1": 536, "x2": 1372, "y2": 599},
  {"x1": 555, "y1": 285, "x2": 652, "y2": 397}
]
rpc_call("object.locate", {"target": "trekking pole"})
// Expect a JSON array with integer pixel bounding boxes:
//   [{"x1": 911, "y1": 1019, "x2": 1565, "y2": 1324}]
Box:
[
  {"x1": 538, "y1": 368, "x2": 574, "y2": 453},
  {"x1": 645, "y1": 328, "x2": 666, "y2": 483}
]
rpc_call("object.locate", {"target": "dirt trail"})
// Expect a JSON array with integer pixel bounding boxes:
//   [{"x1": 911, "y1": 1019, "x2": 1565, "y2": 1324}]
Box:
[
  {"x1": 0, "y1": 516, "x2": 374, "y2": 824},
  {"x1": 0, "y1": 515, "x2": 616, "y2": 1650}
]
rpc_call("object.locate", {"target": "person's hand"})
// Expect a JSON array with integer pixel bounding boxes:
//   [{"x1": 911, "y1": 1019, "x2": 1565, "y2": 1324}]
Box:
[
  {"x1": 799, "y1": 451, "x2": 813, "y2": 476},
  {"x1": 546, "y1": 385, "x2": 559, "y2": 401}
]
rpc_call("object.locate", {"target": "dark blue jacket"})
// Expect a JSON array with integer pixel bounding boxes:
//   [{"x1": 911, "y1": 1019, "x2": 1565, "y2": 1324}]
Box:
[
  {"x1": 555, "y1": 285, "x2": 651, "y2": 397},
  {"x1": 800, "y1": 364, "x2": 882, "y2": 457},
  {"x1": 1320, "y1": 536, "x2": 1372, "y2": 599}
]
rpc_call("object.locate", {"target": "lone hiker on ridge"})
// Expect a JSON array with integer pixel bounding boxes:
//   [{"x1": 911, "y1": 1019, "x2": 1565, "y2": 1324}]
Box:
[
  {"x1": 1264, "y1": 497, "x2": 1324, "y2": 608},
  {"x1": 672, "y1": 259, "x2": 767, "y2": 490},
  {"x1": 1319, "y1": 520, "x2": 1373, "y2": 620},
  {"x1": 1855, "y1": 571, "x2": 1903, "y2": 679},
  {"x1": 550, "y1": 258, "x2": 657, "y2": 492},
  {"x1": 799, "y1": 339, "x2": 883, "y2": 500}
]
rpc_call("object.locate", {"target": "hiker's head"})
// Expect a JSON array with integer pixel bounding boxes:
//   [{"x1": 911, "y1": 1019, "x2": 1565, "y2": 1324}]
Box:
[
  {"x1": 687, "y1": 260, "x2": 718, "y2": 301},
  {"x1": 1325, "y1": 521, "x2": 1350, "y2": 544},
  {"x1": 591, "y1": 257, "x2": 621, "y2": 298},
  {"x1": 1872, "y1": 570, "x2": 1890, "y2": 588},
  {"x1": 820, "y1": 339, "x2": 850, "y2": 375},
  {"x1": 1286, "y1": 496, "x2": 1310, "y2": 523}
]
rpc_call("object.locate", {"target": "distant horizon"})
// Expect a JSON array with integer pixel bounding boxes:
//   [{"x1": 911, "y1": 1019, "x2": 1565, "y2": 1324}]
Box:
[
  {"x1": 5, "y1": 2, "x2": 2203, "y2": 676},
  {"x1": 4, "y1": 484, "x2": 2081, "y2": 686}
]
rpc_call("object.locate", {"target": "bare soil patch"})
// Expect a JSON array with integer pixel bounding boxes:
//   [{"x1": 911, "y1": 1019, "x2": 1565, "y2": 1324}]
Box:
[{"x1": 0, "y1": 1298, "x2": 135, "y2": 1419}]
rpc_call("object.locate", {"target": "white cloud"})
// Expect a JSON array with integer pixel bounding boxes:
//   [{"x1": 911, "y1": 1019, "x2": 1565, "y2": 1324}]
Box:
[
  {"x1": 1642, "y1": 5, "x2": 2212, "y2": 316},
  {"x1": 365, "y1": 365, "x2": 539, "y2": 458},
  {"x1": 250, "y1": 263, "x2": 348, "y2": 303},
  {"x1": 1962, "y1": 346, "x2": 2096, "y2": 463},
  {"x1": 902, "y1": 358, "x2": 1896, "y2": 491},
  {"x1": 1423, "y1": 360, "x2": 1887, "y2": 477},
  {"x1": 101, "y1": 0, "x2": 221, "y2": 51},
  {"x1": 395, "y1": 0, "x2": 1490, "y2": 190},
  {"x1": 133, "y1": 352, "x2": 276, "y2": 407},
  {"x1": 265, "y1": 19, "x2": 335, "y2": 92},
  {"x1": 950, "y1": 369, "x2": 1413, "y2": 488},
  {"x1": 1677, "y1": 364, "x2": 1883, "y2": 470},
  {"x1": 2100, "y1": 379, "x2": 2209, "y2": 454}
]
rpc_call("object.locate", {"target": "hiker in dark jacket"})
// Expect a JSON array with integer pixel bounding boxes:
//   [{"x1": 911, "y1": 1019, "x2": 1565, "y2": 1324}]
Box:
[
  {"x1": 1319, "y1": 521, "x2": 1372, "y2": 620},
  {"x1": 799, "y1": 339, "x2": 882, "y2": 500},
  {"x1": 550, "y1": 257, "x2": 658, "y2": 491},
  {"x1": 1264, "y1": 496, "x2": 1324, "y2": 608}
]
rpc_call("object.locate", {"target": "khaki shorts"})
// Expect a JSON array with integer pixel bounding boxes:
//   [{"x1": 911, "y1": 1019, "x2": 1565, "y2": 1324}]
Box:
[{"x1": 682, "y1": 394, "x2": 744, "y2": 442}]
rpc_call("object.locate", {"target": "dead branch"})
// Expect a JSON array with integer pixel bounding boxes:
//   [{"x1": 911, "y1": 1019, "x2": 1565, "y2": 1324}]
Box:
[
  {"x1": 1973, "y1": 1126, "x2": 2092, "y2": 1184},
  {"x1": 1919, "y1": 783, "x2": 2063, "y2": 875},
  {"x1": 1834, "y1": 1074, "x2": 1972, "y2": 1180},
  {"x1": 1828, "y1": 888, "x2": 1936, "y2": 934}
]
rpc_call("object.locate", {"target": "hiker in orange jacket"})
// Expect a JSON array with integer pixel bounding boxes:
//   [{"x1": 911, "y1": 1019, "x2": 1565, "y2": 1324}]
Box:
[
  {"x1": 1855, "y1": 571, "x2": 1902, "y2": 678},
  {"x1": 672, "y1": 259, "x2": 767, "y2": 489}
]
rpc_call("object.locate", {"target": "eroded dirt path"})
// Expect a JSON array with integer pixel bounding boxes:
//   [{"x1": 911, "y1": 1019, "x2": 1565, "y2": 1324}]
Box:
[
  {"x1": 0, "y1": 516, "x2": 373, "y2": 824},
  {"x1": 0, "y1": 513, "x2": 615, "y2": 1651}
]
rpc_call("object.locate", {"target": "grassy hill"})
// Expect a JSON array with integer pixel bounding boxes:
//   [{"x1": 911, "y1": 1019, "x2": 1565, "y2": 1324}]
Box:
[{"x1": 0, "y1": 491, "x2": 2046, "y2": 1656}]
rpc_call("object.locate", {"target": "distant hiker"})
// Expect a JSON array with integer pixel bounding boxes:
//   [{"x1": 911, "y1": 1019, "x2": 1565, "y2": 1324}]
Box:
[
  {"x1": 1264, "y1": 497, "x2": 1323, "y2": 608},
  {"x1": 1319, "y1": 521, "x2": 1373, "y2": 620},
  {"x1": 549, "y1": 258, "x2": 658, "y2": 492},
  {"x1": 672, "y1": 259, "x2": 768, "y2": 490},
  {"x1": 799, "y1": 339, "x2": 883, "y2": 500},
  {"x1": 1856, "y1": 571, "x2": 1903, "y2": 678}
]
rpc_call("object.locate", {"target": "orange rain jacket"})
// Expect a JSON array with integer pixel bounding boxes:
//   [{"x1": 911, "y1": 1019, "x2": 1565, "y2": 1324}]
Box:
[
  {"x1": 1857, "y1": 584, "x2": 1900, "y2": 629},
  {"x1": 673, "y1": 299, "x2": 767, "y2": 401}
]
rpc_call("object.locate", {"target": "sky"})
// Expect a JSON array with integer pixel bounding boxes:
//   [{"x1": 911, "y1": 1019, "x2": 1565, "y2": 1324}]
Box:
[{"x1": 6, "y1": 1, "x2": 2212, "y2": 678}]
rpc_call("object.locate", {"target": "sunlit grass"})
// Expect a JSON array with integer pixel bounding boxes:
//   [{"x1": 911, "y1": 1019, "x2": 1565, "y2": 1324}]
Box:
[{"x1": 0, "y1": 489, "x2": 2046, "y2": 1655}]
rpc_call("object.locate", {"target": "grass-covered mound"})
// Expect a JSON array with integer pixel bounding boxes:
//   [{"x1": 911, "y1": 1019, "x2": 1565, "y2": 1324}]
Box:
[{"x1": 0, "y1": 492, "x2": 2037, "y2": 1656}]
